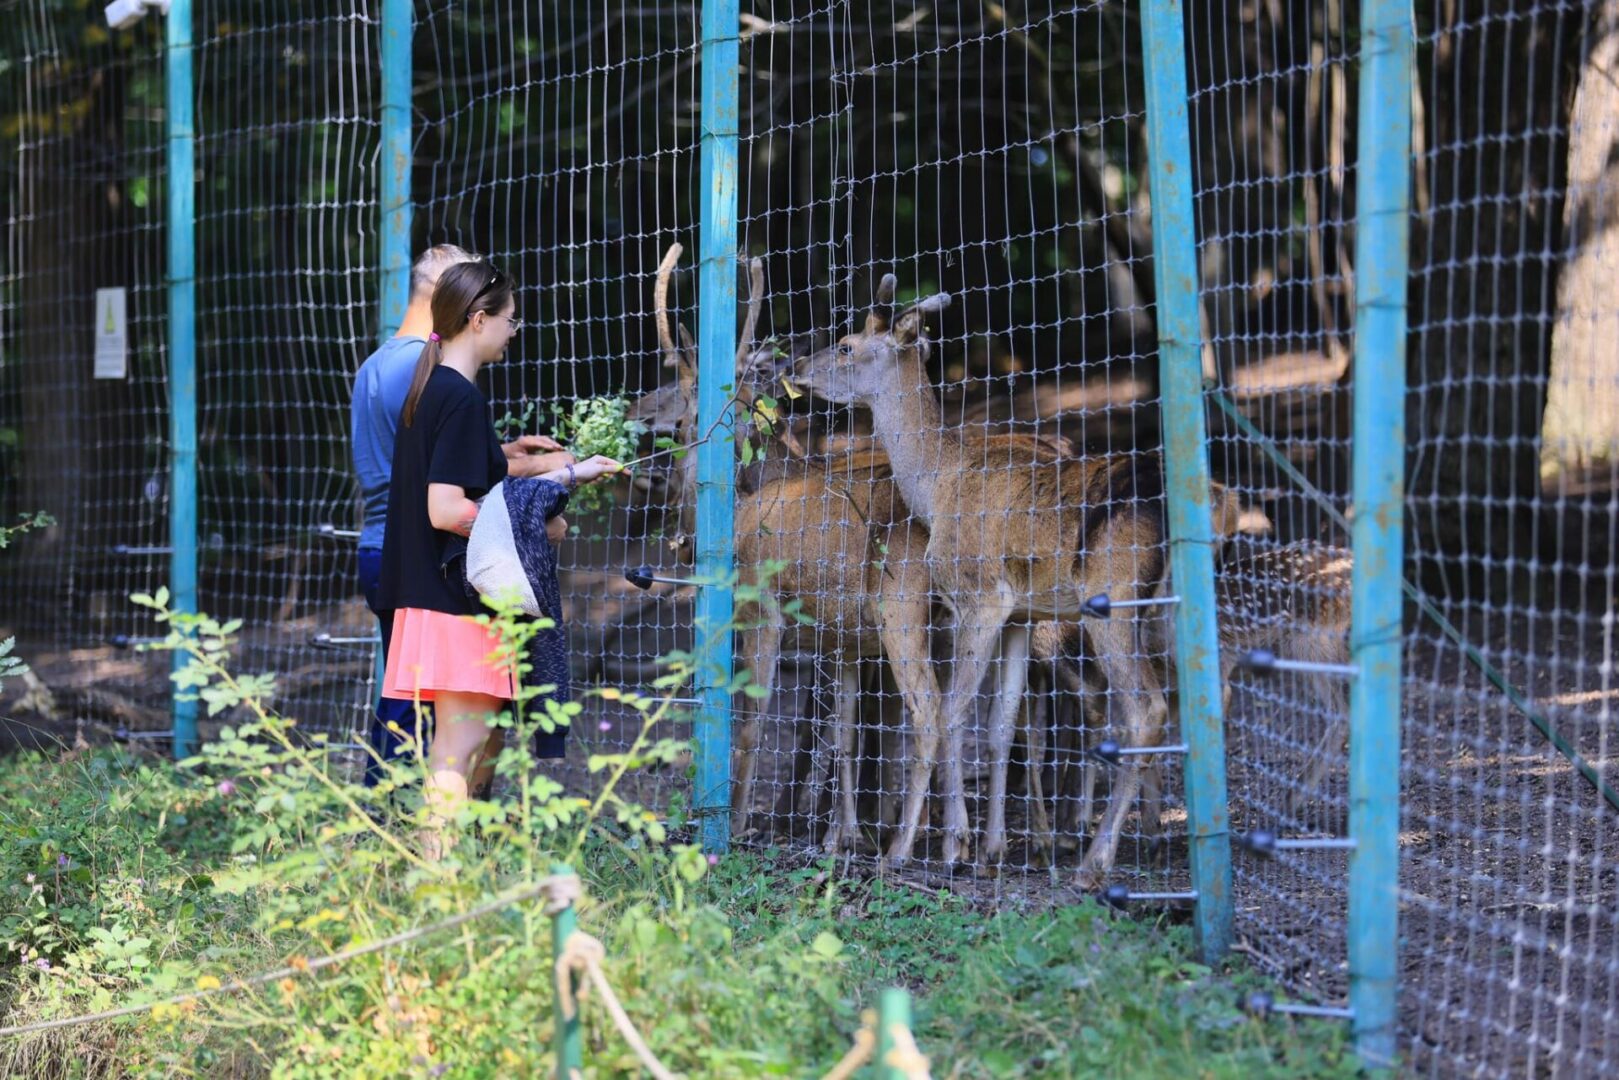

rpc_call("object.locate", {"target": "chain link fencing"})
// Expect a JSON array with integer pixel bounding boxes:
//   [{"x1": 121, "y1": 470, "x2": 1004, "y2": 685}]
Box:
[{"x1": 3, "y1": 2, "x2": 1618, "y2": 1074}]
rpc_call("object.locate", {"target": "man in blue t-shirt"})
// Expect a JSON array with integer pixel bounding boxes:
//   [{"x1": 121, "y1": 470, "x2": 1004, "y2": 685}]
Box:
[{"x1": 352, "y1": 244, "x2": 573, "y2": 785}]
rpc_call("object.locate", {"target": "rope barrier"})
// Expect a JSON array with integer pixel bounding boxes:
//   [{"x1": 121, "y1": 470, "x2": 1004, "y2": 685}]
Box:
[
  {"x1": 0, "y1": 865, "x2": 934, "y2": 1078},
  {"x1": 0, "y1": 873, "x2": 581, "y2": 1040},
  {"x1": 819, "y1": 1012, "x2": 876, "y2": 1080},
  {"x1": 553, "y1": 930, "x2": 677, "y2": 1080}
]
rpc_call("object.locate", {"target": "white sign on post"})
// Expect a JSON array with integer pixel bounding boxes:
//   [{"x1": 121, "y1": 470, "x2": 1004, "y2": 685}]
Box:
[{"x1": 94, "y1": 287, "x2": 128, "y2": 380}]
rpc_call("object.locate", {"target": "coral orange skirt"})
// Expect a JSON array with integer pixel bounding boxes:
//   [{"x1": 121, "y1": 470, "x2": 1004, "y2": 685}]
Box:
[{"x1": 382, "y1": 607, "x2": 516, "y2": 702}]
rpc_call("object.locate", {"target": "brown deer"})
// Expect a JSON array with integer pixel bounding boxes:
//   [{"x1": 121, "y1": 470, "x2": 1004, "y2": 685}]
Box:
[
  {"x1": 1032, "y1": 540, "x2": 1353, "y2": 858},
  {"x1": 641, "y1": 250, "x2": 949, "y2": 855},
  {"x1": 791, "y1": 292, "x2": 1247, "y2": 883}
]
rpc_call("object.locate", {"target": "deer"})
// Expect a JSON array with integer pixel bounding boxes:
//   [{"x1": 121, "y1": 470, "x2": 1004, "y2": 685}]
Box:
[
  {"x1": 1028, "y1": 539, "x2": 1354, "y2": 860},
  {"x1": 791, "y1": 290, "x2": 1249, "y2": 885},
  {"x1": 638, "y1": 257, "x2": 1105, "y2": 862},
  {"x1": 640, "y1": 248, "x2": 953, "y2": 856}
]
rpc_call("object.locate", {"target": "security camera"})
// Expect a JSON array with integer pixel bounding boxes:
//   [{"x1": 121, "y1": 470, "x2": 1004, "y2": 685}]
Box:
[{"x1": 104, "y1": 0, "x2": 170, "y2": 31}]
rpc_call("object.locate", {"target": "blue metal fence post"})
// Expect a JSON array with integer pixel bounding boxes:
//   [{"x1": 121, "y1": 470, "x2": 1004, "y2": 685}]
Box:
[
  {"x1": 695, "y1": 0, "x2": 739, "y2": 854},
  {"x1": 1138, "y1": 0, "x2": 1233, "y2": 963},
  {"x1": 375, "y1": 0, "x2": 413, "y2": 709},
  {"x1": 378, "y1": 0, "x2": 413, "y2": 343},
  {"x1": 1348, "y1": 0, "x2": 1411, "y2": 1069},
  {"x1": 166, "y1": 0, "x2": 198, "y2": 760}
]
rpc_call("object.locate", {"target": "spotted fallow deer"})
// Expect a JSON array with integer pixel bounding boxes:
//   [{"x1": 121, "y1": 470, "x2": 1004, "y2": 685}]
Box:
[
  {"x1": 1032, "y1": 538, "x2": 1353, "y2": 860},
  {"x1": 792, "y1": 292, "x2": 1246, "y2": 884}
]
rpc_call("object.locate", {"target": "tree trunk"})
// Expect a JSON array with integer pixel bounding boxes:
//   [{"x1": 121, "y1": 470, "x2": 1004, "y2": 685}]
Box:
[
  {"x1": 1541, "y1": 4, "x2": 1619, "y2": 479},
  {"x1": 1407, "y1": 0, "x2": 1584, "y2": 603}
]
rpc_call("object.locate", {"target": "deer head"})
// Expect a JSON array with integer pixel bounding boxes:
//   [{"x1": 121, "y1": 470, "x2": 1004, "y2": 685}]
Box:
[
  {"x1": 791, "y1": 285, "x2": 952, "y2": 406},
  {"x1": 629, "y1": 244, "x2": 778, "y2": 559}
]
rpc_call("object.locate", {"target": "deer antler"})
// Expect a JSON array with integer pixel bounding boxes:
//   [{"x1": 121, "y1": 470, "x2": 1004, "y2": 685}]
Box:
[
  {"x1": 654, "y1": 242, "x2": 685, "y2": 368},
  {"x1": 736, "y1": 256, "x2": 765, "y2": 368}
]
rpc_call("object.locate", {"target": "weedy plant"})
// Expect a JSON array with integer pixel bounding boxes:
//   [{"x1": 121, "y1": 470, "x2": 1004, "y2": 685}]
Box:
[{"x1": 0, "y1": 570, "x2": 1353, "y2": 1078}]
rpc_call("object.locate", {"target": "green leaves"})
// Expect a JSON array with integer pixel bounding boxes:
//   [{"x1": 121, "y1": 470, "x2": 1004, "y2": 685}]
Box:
[
  {"x1": 552, "y1": 393, "x2": 647, "y2": 514},
  {"x1": 0, "y1": 510, "x2": 53, "y2": 551}
]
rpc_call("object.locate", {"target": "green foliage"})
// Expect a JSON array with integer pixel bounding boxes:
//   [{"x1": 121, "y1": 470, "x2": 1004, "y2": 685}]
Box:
[
  {"x1": 492, "y1": 400, "x2": 537, "y2": 442},
  {"x1": 0, "y1": 588, "x2": 1349, "y2": 1076},
  {"x1": 550, "y1": 395, "x2": 645, "y2": 515},
  {"x1": 0, "y1": 637, "x2": 25, "y2": 691},
  {"x1": 0, "y1": 511, "x2": 52, "y2": 551}
]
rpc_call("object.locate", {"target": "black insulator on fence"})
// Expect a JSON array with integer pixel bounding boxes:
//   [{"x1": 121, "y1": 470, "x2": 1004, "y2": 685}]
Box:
[
  {"x1": 1241, "y1": 648, "x2": 1278, "y2": 674},
  {"x1": 1083, "y1": 593, "x2": 1113, "y2": 618},
  {"x1": 1239, "y1": 829, "x2": 1278, "y2": 857},
  {"x1": 624, "y1": 565, "x2": 705, "y2": 591},
  {"x1": 1102, "y1": 883, "x2": 1133, "y2": 910},
  {"x1": 1242, "y1": 992, "x2": 1275, "y2": 1018}
]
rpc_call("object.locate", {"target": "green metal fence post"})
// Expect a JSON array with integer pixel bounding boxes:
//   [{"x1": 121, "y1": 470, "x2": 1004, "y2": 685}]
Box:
[
  {"x1": 695, "y1": 0, "x2": 739, "y2": 855},
  {"x1": 1138, "y1": 0, "x2": 1233, "y2": 963},
  {"x1": 1348, "y1": 0, "x2": 1411, "y2": 1069},
  {"x1": 550, "y1": 862, "x2": 583, "y2": 1077},
  {"x1": 876, "y1": 988, "x2": 914, "y2": 1080},
  {"x1": 166, "y1": 0, "x2": 198, "y2": 760}
]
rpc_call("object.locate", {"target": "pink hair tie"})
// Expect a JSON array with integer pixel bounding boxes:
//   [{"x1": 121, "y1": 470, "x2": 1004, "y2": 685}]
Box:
[{"x1": 428, "y1": 332, "x2": 441, "y2": 342}]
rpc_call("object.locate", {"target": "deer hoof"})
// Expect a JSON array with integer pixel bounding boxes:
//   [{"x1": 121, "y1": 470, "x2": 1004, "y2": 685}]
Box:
[
  {"x1": 884, "y1": 835, "x2": 917, "y2": 867},
  {"x1": 1073, "y1": 866, "x2": 1107, "y2": 894},
  {"x1": 821, "y1": 824, "x2": 853, "y2": 855}
]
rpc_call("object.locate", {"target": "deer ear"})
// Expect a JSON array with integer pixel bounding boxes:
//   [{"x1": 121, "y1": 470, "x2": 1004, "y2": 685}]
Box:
[
  {"x1": 891, "y1": 292, "x2": 952, "y2": 344},
  {"x1": 864, "y1": 273, "x2": 899, "y2": 334},
  {"x1": 892, "y1": 306, "x2": 935, "y2": 346}
]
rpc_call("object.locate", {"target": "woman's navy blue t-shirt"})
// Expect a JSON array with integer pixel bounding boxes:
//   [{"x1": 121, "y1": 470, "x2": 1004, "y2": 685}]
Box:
[{"x1": 378, "y1": 365, "x2": 508, "y2": 616}]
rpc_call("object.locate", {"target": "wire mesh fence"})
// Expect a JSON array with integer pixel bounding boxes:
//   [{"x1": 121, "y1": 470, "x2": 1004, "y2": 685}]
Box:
[{"x1": 4, "y1": 1, "x2": 1619, "y2": 1074}]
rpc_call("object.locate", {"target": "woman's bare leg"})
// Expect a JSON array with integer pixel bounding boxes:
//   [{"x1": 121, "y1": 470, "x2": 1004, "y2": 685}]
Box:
[{"x1": 422, "y1": 691, "x2": 503, "y2": 860}]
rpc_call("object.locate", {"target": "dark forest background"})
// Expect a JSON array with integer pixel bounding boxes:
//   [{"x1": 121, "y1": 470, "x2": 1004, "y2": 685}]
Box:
[{"x1": 3, "y1": 0, "x2": 1616, "y2": 643}]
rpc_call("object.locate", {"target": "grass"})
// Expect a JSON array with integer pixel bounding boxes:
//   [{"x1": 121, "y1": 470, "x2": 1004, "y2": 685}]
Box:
[
  {"x1": 706, "y1": 852, "x2": 1357, "y2": 1079},
  {"x1": 0, "y1": 744, "x2": 1362, "y2": 1078}
]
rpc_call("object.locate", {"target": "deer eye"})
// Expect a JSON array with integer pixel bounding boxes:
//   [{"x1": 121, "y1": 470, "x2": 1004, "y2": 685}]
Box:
[{"x1": 837, "y1": 343, "x2": 854, "y2": 358}]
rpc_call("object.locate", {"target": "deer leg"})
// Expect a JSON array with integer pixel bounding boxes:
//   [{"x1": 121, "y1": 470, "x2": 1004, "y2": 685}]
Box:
[
  {"x1": 1076, "y1": 618, "x2": 1169, "y2": 890},
  {"x1": 1024, "y1": 687, "x2": 1055, "y2": 866},
  {"x1": 732, "y1": 615, "x2": 783, "y2": 838},
  {"x1": 1067, "y1": 665, "x2": 1109, "y2": 846},
  {"x1": 938, "y1": 592, "x2": 1018, "y2": 865},
  {"x1": 1050, "y1": 654, "x2": 1091, "y2": 846},
  {"x1": 981, "y1": 622, "x2": 1031, "y2": 868},
  {"x1": 796, "y1": 666, "x2": 839, "y2": 832},
  {"x1": 1054, "y1": 698, "x2": 1085, "y2": 847},
  {"x1": 880, "y1": 602, "x2": 946, "y2": 866},
  {"x1": 1288, "y1": 676, "x2": 1349, "y2": 820},
  {"x1": 821, "y1": 660, "x2": 863, "y2": 854}
]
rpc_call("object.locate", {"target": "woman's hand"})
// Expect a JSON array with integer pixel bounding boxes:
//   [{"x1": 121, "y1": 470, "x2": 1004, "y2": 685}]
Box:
[
  {"x1": 546, "y1": 514, "x2": 569, "y2": 544},
  {"x1": 547, "y1": 454, "x2": 626, "y2": 488}
]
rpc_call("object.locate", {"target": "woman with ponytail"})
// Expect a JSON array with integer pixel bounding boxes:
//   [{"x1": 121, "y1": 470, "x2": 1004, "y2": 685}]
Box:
[{"x1": 377, "y1": 260, "x2": 624, "y2": 859}]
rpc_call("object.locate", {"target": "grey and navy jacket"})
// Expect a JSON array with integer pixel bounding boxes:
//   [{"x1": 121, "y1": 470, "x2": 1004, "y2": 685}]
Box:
[{"x1": 450, "y1": 475, "x2": 572, "y2": 758}]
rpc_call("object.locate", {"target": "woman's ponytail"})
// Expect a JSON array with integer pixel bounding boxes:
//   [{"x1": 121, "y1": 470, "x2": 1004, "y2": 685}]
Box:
[{"x1": 401, "y1": 331, "x2": 443, "y2": 428}]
